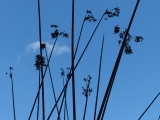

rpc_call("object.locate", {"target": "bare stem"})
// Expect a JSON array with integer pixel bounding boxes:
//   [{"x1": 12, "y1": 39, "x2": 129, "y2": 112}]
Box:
[
  {"x1": 94, "y1": 35, "x2": 104, "y2": 120},
  {"x1": 97, "y1": 1, "x2": 141, "y2": 119}
]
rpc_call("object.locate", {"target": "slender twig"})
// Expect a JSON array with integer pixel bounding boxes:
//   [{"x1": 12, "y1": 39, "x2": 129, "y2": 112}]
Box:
[
  {"x1": 47, "y1": 72, "x2": 71, "y2": 120},
  {"x1": 63, "y1": 74, "x2": 70, "y2": 120},
  {"x1": 63, "y1": 76, "x2": 66, "y2": 120},
  {"x1": 47, "y1": 12, "x2": 105, "y2": 119},
  {"x1": 57, "y1": 92, "x2": 66, "y2": 119},
  {"x1": 97, "y1": 1, "x2": 141, "y2": 119},
  {"x1": 28, "y1": 37, "x2": 58, "y2": 120},
  {"x1": 74, "y1": 11, "x2": 97, "y2": 60},
  {"x1": 36, "y1": 70, "x2": 40, "y2": 120},
  {"x1": 75, "y1": 13, "x2": 105, "y2": 69},
  {"x1": 83, "y1": 84, "x2": 89, "y2": 120},
  {"x1": 8, "y1": 67, "x2": 16, "y2": 120},
  {"x1": 71, "y1": 0, "x2": 76, "y2": 120},
  {"x1": 37, "y1": 0, "x2": 45, "y2": 119},
  {"x1": 74, "y1": 19, "x2": 85, "y2": 59},
  {"x1": 82, "y1": 76, "x2": 92, "y2": 120},
  {"x1": 44, "y1": 46, "x2": 60, "y2": 118},
  {"x1": 138, "y1": 92, "x2": 160, "y2": 120},
  {"x1": 65, "y1": 99, "x2": 70, "y2": 120},
  {"x1": 94, "y1": 35, "x2": 105, "y2": 120},
  {"x1": 31, "y1": 9, "x2": 104, "y2": 119},
  {"x1": 83, "y1": 93, "x2": 89, "y2": 120}
]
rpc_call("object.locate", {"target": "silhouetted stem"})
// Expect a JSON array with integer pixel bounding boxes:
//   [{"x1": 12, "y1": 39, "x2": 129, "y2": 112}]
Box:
[
  {"x1": 28, "y1": 37, "x2": 58, "y2": 120},
  {"x1": 158, "y1": 115, "x2": 160, "y2": 120},
  {"x1": 83, "y1": 81, "x2": 90, "y2": 120},
  {"x1": 94, "y1": 35, "x2": 104, "y2": 120},
  {"x1": 36, "y1": 71, "x2": 40, "y2": 120},
  {"x1": 37, "y1": 0, "x2": 45, "y2": 119},
  {"x1": 10, "y1": 70, "x2": 16, "y2": 120},
  {"x1": 74, "y1": 19, "x2": 85, "y2": 59},
  {"x1": 63, "y1": 77, "x2": 66, "y2": 120},
  {"x1": 44, "y1": 47, "x2": 60, "y2": 118},
  {"x1": 71, "y1": 0, "x2": 76, "y2": 120},
  {"x1": 75, "y1": 13, "x2": 104, "y2": 69},
  {"x1": 138, "y1": 92, "x2": 160, "y2": 120},
  {"x1": 97, "y1": 1, "x2": 141, "y2": 119},
  {"x1": 65, "y1": 99, "x2": 70, "y2": 120},
  {"x1": 47, "y1": 11, "x2": 105, "y2": 119},
  {"x1": 83, "y1": 95, "x2": 88, "y2": 120},
  {"x1": 58, "y1": 91, "x2": 65, "y2": 119},
  {"x1": 47, "y1": 70, "x2": 71, "y2": 119}
]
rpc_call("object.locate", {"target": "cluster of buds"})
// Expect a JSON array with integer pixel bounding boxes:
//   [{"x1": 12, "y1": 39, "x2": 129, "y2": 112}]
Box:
[
  {"x1": 114, "y1": 25, "x2": 143, "y2": 54},
  {"x1": 84, "y1": 10, "x2": 97, "y2": 22},
  {"x1": 6, "y1": 67, "x2": 13, "y2": 79},
  {"x1": 104, "y1": 7, "x2": 120, "y2": 20},
  {"x1": 51, "y1": 24, "x2": 69, "y2": 39},
  {"x1": 60, "y1": 67, "x2": 71, "y2": 79},
  {"x1": 34, "y1": 54, "x2": 46, "y2": 70},
  {"x1": 60, "y1": 68, "x2": 65, "y2": 77},
  {"x1": 82, "y1": 75, "x2": 92, "y2": 97}
]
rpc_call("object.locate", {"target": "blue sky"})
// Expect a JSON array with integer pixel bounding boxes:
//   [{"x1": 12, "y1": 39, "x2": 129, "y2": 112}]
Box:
[{"x1": 0, "y1": 0, "x2": 160, "y2": 120}]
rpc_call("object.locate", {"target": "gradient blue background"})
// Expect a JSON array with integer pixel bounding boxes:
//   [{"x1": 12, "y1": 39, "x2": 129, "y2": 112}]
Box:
[{"x1": 0, "y1": 0, "x2": 160, "y2": 119}]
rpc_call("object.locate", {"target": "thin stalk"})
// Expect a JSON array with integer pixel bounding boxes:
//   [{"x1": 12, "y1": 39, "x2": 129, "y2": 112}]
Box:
[
  {"x1": 57, "y1": 90, "x2": 66, "y2": 119},
  {"x1": 75, "y1": 13, "x2": 104, "y2": 69},
  {"x1": 138, "y1": 92, "x2": 160, "y2": 120},
  {"x1": 31, "y1": 10, "x2": 104, "y2": 119},
  {"x1": 63, "y1": 76, "x2": 67, "y2": 120},
  {"x1": 64, "y1": 94, "x2": 70, "y2": 120},
  {"x1": 97, "y1": 1, "x2": 141, "y2": 119},
  {"x1": 63, "y1": 76, "x2": 70, "y2": 120},
  {"x1": 66, "y1": 100, "x2": 69, "y2": 120},
  {"x1": 63, "y1": 77, "x2": 66, "y2": 120},
  {"x1": 37, "y1": 0, "x2": 45, "y2": 119},
  {"x1": 94, "y1": 35, "x2": 104, "y2": 120},
  {"x1": 47, "y1": 11, "x2": 105, "y2": 119},
  {"x1": 47, "y1": 14, "x2": 104, "y2": 119},
  {"x1": 83, "y1": 95, "x2": 88, "y2": 120},
  {"x1": 47, "y1": 72, "x2": 71, "y2": 119},
  {"x1": 74, "y1": 19, "x2": 85, "y2": 59},
  {"x1": 36, "y1": 70, "x2": 40, "y2": 120},
  {"x1": 83, "y1": 82, "x2": 90, "y2": 120},
  {"x1": 44, "y1": 47, "x2": 60, "y2": 118},
  {"x1": 71, "y1": 0, "x2": 76, "y2": 120},
  {"x1": 28, "y1": 37, "x2": 58, "y2": 119},
  {"x1": 10, "y1": 69, "x2": 16, "y2": 120},
  {"x1": 65, "y1": 99, "x2": 70, "y2": 120}
]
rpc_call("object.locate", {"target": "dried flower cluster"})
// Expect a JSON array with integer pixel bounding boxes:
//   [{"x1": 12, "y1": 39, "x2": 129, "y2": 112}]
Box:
[
  {"x1": 82, "y1": 75, "x2": 92, "y2": 97},
  {"x1": 60, "y1": 68, "x2": 71, "y2": 79},
  {"x1": 84, "y1": 10, "x2": 97, "y2": 22},
  {"x1": 104, "y1": 7, "x2": 120, "y2": 20},
  {"x1": 51, "y1": 25, "x2": 69, "y2": 39},
  {"x1": 34, "y1": 54, "x2": 46, "y2": 70},
  {"x1": 114, "y1": 25, "x2": 143, "y2": 54}
]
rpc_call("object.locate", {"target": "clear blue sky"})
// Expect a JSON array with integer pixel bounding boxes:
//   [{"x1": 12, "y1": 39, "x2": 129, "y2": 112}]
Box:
[{"x1": 0, "y1": 0, "x2": 160, "y2": 120}]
